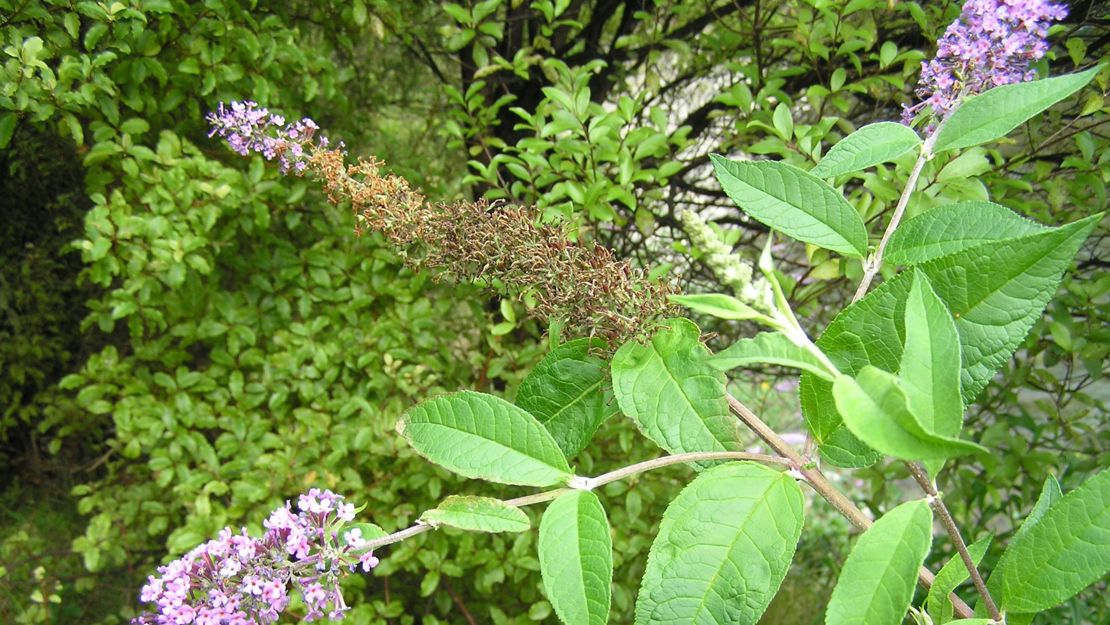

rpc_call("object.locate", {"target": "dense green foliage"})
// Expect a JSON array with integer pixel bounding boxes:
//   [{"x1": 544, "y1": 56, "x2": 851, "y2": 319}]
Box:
[{"x1": 1, "y1": 0, "x2": 1106, "y2": 624}]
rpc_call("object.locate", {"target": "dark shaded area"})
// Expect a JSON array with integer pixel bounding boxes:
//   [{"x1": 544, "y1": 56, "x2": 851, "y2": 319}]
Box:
[{"x1": 0, "y1": 125, "x2": 97, "y2": 481}]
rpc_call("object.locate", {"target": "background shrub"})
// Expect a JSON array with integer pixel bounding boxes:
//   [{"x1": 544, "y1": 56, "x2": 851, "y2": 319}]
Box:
[{"x1": 1, "y1": 1, "x2": 1105, "y2": 623}]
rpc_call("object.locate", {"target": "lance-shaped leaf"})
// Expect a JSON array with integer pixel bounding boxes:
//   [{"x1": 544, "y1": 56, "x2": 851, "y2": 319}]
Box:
[
  {"x1": 990, "y1": 469, "x2": 1110, "y2": 613},
  {"x1": 636, "y1": 462, "x2": 804, "y2": 625},
  {"x1": 927, "y1": 213, "x2": 1101, "y2": 401},
  {"x1": 973, "y1": 479, "x2": 1063, "y2": 625},
  {"x1": 710, "y1": 154, "x2": 868, "y2": 257},
  {"x1": 826, "y1": 500, "x2": 934, "y2": 625},
  {"x1": 900, "y1": 270, "x2": 963, "y2": 434},
  {"x1": 801, "y1": 213, "x2": 1101, "y2": 466},
  {"x1": 669, "y1": 293, "x2": 769, "y2": 322},
  {"x1": 886, "y1": 201, "x2": 1045, "y2": 265},
  {"x1": 816, "y1": 427, "x2": 883, "y2": 468},
  {"x1": 539, "y1": 491, "x2": 612, "y2": 625},
  {"x1": 710, "y1": 331, "x2": 837, "y2": 381},
  {"x1": 833, "y1": 367, "x2": 986, "y2": 461},
  {"x1": 933, "y1": 66, "x2": 1101, "y2": 153},
  {"x1": 927, "y1": 535, "x2": 992, "y2": 625},
  {"x1": 1012, "y1": 474, "x2": 1062, "y2": 543},
  {"x1": 420, "y1": 496, "x2": 530, "y2": 533},
  {"x1": 399, "y1": 391, "x2": 573, "y2": 487},
  {"x1": 611, "y1": 318, "x2": 744, "y2": 462},
  {"x1": 900, "y1": 270, "x2": 965, "y2": 474},
  {"x1": 517, "y1": 338, "x2": 616, "y2": 458},
  {"x1": 811, "y1": 122, "x2": 922, "y2": 178}
]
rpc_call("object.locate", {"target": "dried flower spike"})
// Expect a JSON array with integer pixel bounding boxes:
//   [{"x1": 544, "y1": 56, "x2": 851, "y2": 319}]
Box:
[{"x1": 207, "y1": 101, "x2": 676, "y2": 345}]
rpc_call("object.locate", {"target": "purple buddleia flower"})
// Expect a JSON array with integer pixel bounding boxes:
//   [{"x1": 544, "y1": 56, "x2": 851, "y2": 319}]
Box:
[
  {"x1": 132, "y1": 489, "x2": 378, "y2": 625},
  {"x1": 903, "y1": 0, "x2": 1067, "y2": 123},
  {"x1": 207, "y1": 101, "x2": 332, "y2": 173}
]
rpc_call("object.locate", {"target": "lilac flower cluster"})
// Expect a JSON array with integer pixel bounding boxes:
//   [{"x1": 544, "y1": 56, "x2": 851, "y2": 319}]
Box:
[
  {"x1": 206, "y1": 101, "x2": 330, "y2": 173},
  {"x1": 904, "y1": 0, "x2": 1067, "y2": 123},
  {"x1": 133, "y1": 489, "x2": 379, "y2": 625}
]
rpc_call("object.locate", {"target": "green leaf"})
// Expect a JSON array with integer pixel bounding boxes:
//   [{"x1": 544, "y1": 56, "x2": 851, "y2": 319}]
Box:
[
  {"x1": 539, "y1": 491, "x2": 612, "y2": 625},
  {"x1": 635, "y1": 462, "x2": 804, "y2": 625},
  {"x1": 817, "y1": 427, "x2": 883, "y2": 468},
  {"x1": 811, "y1": 122, "x2": 922, "y2": 178},
  {"x1": 420, "y1": 496, "x2": 530, "y2": 533},
  {"x1": 516, "y1": 338, "x2": 615, "y2": 458},
  {"x1": 925, "y1": 213, "x2": 1102, "y2": 401},
  {"x1": 802, "y1": 214, "x2": 1101, "y2": 465},
  {"x1": 772, "y1": 102, "x2": 794, "y2": 140},
  {"x1": 710, "y1": 331, "x2": 837, "y2": 381},
  {"x1": 899, "y1": 270, "x2": 964, "y2": 474},
  {"x1": 342, "y1": 522, "x2": 388, "y2": 545},
  {"x1": 0, "y1": 113, "x2": 17, "y2": 149},
  {"x1": 825, "y1": 500, "x2": 934, "y2": 625},
  {"x1": 611, "y1": 319, "x2": 744, "y2": 463},
  {"x1": 833, "y1": 367, "x2": 986, "y2": 461},
  {"x1": 927, "y1": 536, "x2": 991, "y2": 625},
  {"x1": 886, "y1": 202, "x2": 1046, "y2": 265},
  {"x1": 934, "y1": 66, "x2": 1102, "y2": 153},
  {"x1": 1012, "y1": 474, "x2": 1062, "y2": 543},
  {"x1": 991, "y1": 469, "x2": 1110, "y2": 613},
  {"x1": 668, "y1": 293, "x2": 769, "y2": 322},
  {"x1": 710, "y1": 154, "x2": 868, "y2": 257},
  {"x1": 352, "y1": 0, "x2": 368, "y2": 25},
  {"x1": 398, "y1": 391, "x2": 573, "y2": 487}
]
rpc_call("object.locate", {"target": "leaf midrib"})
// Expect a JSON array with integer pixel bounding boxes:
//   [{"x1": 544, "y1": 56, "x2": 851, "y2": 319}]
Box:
[
  {"x1": 539, "y1": 376, "x2": 604, "y2": 427},
  {"x1": 724, "y1": 163, "x2": 851, "y2": 244},
  {"x1": 409, "y1": 416, "x2": 568, "y2": 474},
  {"x1": 686, "y1": 477, "x2": 787, "y2": 624},
  {"x1": 651, "y1": 344, "x2": 729, "y2": 451}
]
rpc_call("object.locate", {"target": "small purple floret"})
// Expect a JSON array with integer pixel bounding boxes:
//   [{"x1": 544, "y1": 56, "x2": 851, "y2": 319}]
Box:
[
  {"x1": 904, "y1": 0, "x2": 1067, "y2": 123},
  {"x1": 132, "y1": 489, "x2": 377, "y2": 625},
  {"x1": 207, "y1": 101, "x2": 330, "y2": 173}
]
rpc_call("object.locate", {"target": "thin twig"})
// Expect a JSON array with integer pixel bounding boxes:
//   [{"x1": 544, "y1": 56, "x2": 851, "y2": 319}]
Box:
[
  {"x1": 444, "y1": 579, "x2": 479, "y2": 625},
  {"x1": 725, "y1": 394, "x2": 977, "y2": 619},
  {"x1": 358, "y1": 452, "x2": 785, "y2": 553},
  {"x1": 852, "y1": 129, "x2": 939, "y2": 301},
  {"x1": 908, "y1": 462, "x2": 1003, "y2": 622},
  {"x1": 587, "y1": 450, "x2": 791, "y2": 488}
]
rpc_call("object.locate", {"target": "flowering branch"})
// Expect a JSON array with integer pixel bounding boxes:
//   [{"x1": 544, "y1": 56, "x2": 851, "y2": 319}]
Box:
[
  {"x1": 852, "y1": 3, "x2": 1070, "y2": 621},
  {"x1": 133, "y1": 490, "x2": 377, "y2": 625},
  {"x1": 359, "y1": 450, "x2": 788, "y2": 552}
]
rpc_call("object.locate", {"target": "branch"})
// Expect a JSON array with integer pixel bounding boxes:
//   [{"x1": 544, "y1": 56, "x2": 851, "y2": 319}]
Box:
[
  {"x1": 908, "y1": 462, "x2": 1003, "y2": 622},
  {"x1": 725, "y1": 394, "x2": 977, "y2": 619},
  {"x1": 358, "y1": 451, "x2": 788, "y2": 553},
  {"x1": 852, "y1": 127, "x2": 939, "y2": 301}
]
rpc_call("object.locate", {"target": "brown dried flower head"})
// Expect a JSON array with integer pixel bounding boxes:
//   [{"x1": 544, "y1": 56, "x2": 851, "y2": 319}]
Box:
[
  {"x1": 207, "y1": 100, "x2": 676, "y2": 345},
  {"x1": 308, "y1": 149, "x2": 676, "y2": 345}
]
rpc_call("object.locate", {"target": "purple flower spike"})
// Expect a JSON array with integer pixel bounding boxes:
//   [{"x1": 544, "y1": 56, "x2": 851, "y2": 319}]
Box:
[
  {"x1": 904, "y1": 0, "x2": 1067, "y2": 123},
  {"x1": 207, "y1": 101, "x2": 330, "y2": 174},
  {"x1": 132, "y1": 489, "x2": 379, "y2": 625}
]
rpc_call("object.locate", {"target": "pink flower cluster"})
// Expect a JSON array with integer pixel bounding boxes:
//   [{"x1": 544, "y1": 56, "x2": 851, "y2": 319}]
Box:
[
  {"x1": 904, "y1": 0, "x2": 1067, "y2": 123},
  {"x1": 206, "y1": 101, "x2": 331, "y2": 173},
  {"x1": 132, "y1": 489, "x2": 379, "y2": 625}
]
